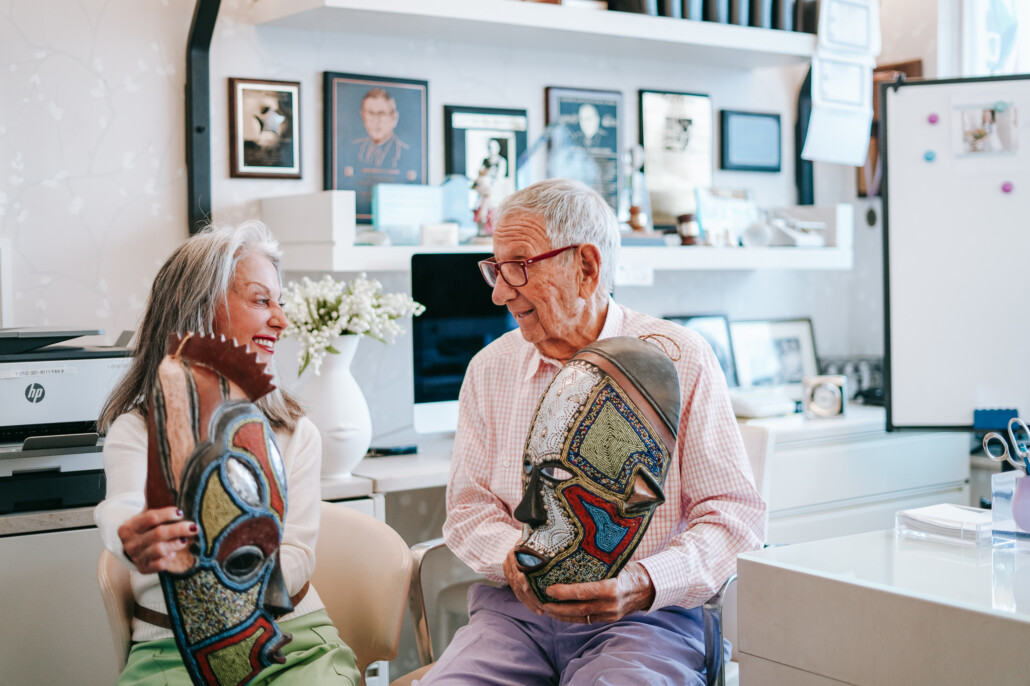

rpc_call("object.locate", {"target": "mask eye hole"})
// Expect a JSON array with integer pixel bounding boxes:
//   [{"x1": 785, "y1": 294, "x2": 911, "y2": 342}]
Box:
[
  {"x1": 539, "y1": 464, "x2": 573, "y2": 482},
  {"x1": 223, "y1": 545, "x2": 266, "y2": 581}
]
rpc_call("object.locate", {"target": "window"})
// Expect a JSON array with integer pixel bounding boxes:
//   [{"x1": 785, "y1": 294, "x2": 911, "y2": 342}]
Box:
[{"x1": 961, "y1": 0, "x2": 1030, "y2": 76}]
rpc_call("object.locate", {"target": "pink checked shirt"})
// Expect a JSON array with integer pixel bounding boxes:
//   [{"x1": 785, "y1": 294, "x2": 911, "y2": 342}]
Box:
[{"x1": 443, "y1": 301, "x2": 767, "y2": 611}]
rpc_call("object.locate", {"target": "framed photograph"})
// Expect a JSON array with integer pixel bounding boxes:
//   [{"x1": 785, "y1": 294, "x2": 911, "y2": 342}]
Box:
[
  {"x1": 545, "y1": 86, "x2": 622, "y2": 210},
  {"x1": 730, "y1": 318, "x2": 819, "y2": 389},
  {"x1": 444, "y1": 105, "x2": 529, "y2": 205},
  {"x1": 664, "y1": 314, "x2": 738, "y2": 387},
  {"x1": 719, "y1": 110, "x2": 782, "y2": 172},
  {"x1": 323, "y1": 72, "x2": 428, "y2": 222},
  {"x1": 228, "y1": 78, "x2": 301, "y2": 179},
  {"x1": 638, "y1": 89, "x2": 712, "y2": 229},
  {"x1": 952, "y1": 101, "x2": 1019, "y2": 156}
]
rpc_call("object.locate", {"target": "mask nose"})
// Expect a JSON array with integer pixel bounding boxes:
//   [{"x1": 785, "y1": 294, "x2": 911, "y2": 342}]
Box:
[
  {"x1": 514, "y1": 466, "x2": 548, "y2": 527},
  {"x1": 263, "y1": 551, "x2": 294, "y2": 618}
]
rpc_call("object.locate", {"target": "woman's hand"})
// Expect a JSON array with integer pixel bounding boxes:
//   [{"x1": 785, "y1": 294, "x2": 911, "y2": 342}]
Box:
[{"x1": 117, "y1": 506, "x2": 197, "y2": 574}]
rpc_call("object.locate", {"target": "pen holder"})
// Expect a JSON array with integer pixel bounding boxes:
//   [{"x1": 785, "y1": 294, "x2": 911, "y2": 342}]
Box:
[{"x1": 991, "y1": 471, "x2": 1030, "y2": 546}]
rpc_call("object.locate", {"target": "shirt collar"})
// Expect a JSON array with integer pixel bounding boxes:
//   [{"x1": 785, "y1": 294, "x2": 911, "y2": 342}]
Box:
[{"x1": 521, "y1": 297, "x2": 622, "y2": 382}]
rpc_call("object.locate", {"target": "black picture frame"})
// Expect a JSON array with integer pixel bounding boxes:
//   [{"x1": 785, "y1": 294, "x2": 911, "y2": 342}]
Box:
[
  {"x1": 729, "y1": 318, "x2": 819, "y2": 388},
  {"x1": 719, "y1": 109, "x2": 782, "y2": 172},
  {"x1": 664, "y1": 314, "x2": 738, "y2": 387},
  {"x1": 545, "y1": 86, "x2": 623, "y2": 210},
  {"x1": 443, "y1": 105, "x2": 529, "y2": 205},
  {"x1": 229, "y1": 78, "x2": 301, "y2": 179},
  {"x1": 323, "y1": 72, "x2": 428, "y2": 222},
  {"x1": 638, "y1": 89, "x2": 713, "y2": 228}
]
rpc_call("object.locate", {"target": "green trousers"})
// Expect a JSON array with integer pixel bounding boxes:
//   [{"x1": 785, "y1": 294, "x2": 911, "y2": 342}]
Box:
[{"x1": 118, "y1": 609, "x2": 359, "y2": 685}]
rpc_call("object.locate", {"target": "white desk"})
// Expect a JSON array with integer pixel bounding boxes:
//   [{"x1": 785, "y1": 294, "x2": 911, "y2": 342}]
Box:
[
  {"x1": 351, "y1": 433, "x2": 453, "y2": 493},
  {"x1": 741, "y1": 407, "x2": 970, "y2": 544},
  {"x1": 737, "y1": 530, "x2": 1030, "y2": 684}
]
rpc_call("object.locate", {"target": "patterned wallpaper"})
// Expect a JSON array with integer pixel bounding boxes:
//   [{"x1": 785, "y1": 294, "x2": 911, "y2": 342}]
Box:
[{"x1": 0, "y1": 0, "x2": 927, "y2": 437}]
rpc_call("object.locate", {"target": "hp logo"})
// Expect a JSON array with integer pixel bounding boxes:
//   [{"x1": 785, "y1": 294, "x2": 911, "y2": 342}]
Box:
[{"x1": 25, "y1": 383, "x2": 45, "y2": 404}]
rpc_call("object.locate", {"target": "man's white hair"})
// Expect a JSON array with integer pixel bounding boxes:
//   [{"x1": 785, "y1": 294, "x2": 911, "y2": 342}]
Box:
[{"x1": 494, "y1": 179, "x2": 619, "y2": 294}]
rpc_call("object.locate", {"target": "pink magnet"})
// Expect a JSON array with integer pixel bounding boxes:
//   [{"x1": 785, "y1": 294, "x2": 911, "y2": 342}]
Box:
[
  {"x1": 1002, "y1": 182, "x2": 1014, "y2": 193},
  {"x1": 927, "y1": 113, "x2": 939, "y2": 124}
]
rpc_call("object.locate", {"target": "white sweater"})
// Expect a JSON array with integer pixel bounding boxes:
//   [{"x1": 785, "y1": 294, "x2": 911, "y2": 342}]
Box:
[{"x1": 94, "y1": 412, "x2": 326, "y2": 643}]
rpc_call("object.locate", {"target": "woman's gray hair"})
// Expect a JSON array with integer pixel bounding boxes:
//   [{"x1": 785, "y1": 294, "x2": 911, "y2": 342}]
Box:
[
  {"x1": 494, "y1": 179, "x2": 620, "y2": 294},
  {"x1": 99, "y1": 220, "x2": 303, "y2": 432}
]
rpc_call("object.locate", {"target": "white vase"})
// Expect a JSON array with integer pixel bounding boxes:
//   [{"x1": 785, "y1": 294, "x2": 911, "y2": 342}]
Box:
[{"x1": 298, "y1": 335, "x2": 372, "y2": 478}]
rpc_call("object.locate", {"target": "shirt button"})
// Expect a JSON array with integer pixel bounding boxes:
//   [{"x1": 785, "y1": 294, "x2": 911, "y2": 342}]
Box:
[{"x1": 502, "y1": 460, "x2": 510, "y2": 467}]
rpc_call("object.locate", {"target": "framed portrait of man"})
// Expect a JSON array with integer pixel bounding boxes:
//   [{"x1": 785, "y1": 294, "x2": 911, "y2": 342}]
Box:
[
  {"x1": 638, "y1": 89, "x2": 713, "y2": 229},
  {"x1": 545, "y1": 87, "x2": 623, "y2": 210},
  {"x1": 443, "y1": 105, "x2": 528, "y2": 206},
  {"x1": 229, "y1": 78, "x2": 301, "y2": 179},
  {"x1": 323, "y1": 72, "x2": 428, "y2": 222}
]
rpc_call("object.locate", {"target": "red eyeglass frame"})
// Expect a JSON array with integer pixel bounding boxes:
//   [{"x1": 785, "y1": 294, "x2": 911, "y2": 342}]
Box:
[{"x1": 478, "y1": 245, "x2": 580, "y2": 287}]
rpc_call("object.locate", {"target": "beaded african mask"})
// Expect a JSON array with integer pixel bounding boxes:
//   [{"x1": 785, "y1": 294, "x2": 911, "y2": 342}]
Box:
[
  {"x1": 513, "y1": 336, "x2": 680, "y2": 603},
  {"x1": 146, "y1": 333, "x2": 290, "y2": 686}
]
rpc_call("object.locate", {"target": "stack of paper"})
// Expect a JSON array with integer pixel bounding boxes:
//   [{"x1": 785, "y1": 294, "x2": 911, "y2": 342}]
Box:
[{"x1": 895, "y1": 503, "x2": 993, "y2": 546}]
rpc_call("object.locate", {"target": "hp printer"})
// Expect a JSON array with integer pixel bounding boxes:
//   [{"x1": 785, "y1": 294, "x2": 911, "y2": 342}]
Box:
[{"x1": 0, "y1": 328, "x2": 130, "y2": 514}]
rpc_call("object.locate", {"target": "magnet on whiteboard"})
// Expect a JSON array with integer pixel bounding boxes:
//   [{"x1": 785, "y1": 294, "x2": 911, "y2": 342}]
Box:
[
  {"x1": 1002, "y1": 181, "x2": 1014, "y2": 193},
  {"x1": 924, "y1": 150, "x2": 936, "y2": 162},
  {"x1": 927, "y1": 113, "x2": 939, "y2": 124}
]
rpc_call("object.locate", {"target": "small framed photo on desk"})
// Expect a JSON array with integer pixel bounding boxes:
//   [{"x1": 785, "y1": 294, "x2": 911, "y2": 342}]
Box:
[{"x1": 730, "y1": 318, "x2": 818, "y2": 388}]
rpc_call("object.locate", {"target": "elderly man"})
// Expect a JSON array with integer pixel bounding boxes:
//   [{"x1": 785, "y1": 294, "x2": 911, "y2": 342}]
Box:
[{"x1": 422, "y1": 179, "x2": 766, "y2": 685}]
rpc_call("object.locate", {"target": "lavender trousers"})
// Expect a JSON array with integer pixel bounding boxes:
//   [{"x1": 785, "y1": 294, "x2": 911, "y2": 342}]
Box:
[{"x1": 415, "y1": 583, "x2": 708, "y2": 686}]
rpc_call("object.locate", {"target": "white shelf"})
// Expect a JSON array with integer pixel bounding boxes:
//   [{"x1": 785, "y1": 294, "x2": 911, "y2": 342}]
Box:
[
  {"x1": 252, "y1": 0, "x2": 816, "y2": 69},
  {"x1": 266, "y1": 193, "x2": 854, "y2": 274},
  {"x1": 280, "y1": 243, "x2": 851, "y2": 274}
]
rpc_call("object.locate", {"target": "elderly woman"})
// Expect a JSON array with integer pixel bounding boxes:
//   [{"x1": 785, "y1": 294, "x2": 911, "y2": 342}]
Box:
[{"x1": 94, "y1": 220, "x2": 359, "y2": 684}]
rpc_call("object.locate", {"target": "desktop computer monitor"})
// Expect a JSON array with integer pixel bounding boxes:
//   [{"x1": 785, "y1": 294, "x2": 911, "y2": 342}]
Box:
[{"x1": 411, "y1": 252, "x2": 517, "y2": 434}]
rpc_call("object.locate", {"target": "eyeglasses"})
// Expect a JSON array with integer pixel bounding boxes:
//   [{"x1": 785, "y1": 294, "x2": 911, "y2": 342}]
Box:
[{"x1": 478, "y1": 245, "x2": 579, "y2": 288}]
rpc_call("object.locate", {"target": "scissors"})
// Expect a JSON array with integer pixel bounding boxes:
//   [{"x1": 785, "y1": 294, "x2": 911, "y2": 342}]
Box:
[{"x1": 983, "y1": 417, "x2": 1030, "y2": 473}]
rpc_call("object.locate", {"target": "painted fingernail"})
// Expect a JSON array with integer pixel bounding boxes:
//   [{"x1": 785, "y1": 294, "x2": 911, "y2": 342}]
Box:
[
  {"x1": 189, "y1": 523, "x2": 198, "y2": 533},
  {"x1": 176, "y1": 509, "x2": 183, "y2": 517}
]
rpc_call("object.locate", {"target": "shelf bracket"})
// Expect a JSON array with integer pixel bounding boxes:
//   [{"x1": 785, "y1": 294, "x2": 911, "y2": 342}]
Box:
[{"x1": 185, "y1": 0, "x2": 221, "y2": 235}]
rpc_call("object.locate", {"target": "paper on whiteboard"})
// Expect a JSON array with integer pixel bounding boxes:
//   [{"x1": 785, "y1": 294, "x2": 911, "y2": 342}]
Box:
[{"x1": 818, "y1": 0, "x2": 882, "y2": 57}]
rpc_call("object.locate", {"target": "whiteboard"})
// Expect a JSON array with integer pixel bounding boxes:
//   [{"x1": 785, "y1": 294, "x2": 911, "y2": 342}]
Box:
[{"x1": 883, "y1": 75, "x2": 1030, "y2": 430}]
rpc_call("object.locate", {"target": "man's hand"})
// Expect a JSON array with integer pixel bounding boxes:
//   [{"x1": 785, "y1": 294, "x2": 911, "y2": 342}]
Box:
[
  {"x1": 542, "y1": 561, "x2": 656, "y2": 624},
  {"x1": 503, "y1": 548, "x2": 546, "y2": 616},
  {"x1": 117, "y1": 506, "x2": 197, "y2": 575}
]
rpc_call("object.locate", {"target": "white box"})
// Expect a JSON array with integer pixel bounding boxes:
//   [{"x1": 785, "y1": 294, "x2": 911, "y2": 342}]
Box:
[{"x1": 260, "y1": 191, "x2": 356, "y2": 270}]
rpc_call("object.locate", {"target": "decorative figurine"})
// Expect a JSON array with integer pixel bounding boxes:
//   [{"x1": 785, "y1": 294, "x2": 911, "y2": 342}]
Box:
[{"x1": 472, "y1": 167, "x2": 499, "y2": 237}]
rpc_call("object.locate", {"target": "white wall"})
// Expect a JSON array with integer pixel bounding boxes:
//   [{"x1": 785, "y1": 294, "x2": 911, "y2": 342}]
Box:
[{"x1": 0, "y1": 0, "x2": 930, "y2": 439}]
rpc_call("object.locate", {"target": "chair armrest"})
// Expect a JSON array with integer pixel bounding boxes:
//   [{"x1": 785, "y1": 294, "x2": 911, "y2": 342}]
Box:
[
  {"x1": 407, "y1": 537, "x2": 448, "y2": 667},
  {"x1": 703, "y1": 572, "x2": 737, "y2": 686}
]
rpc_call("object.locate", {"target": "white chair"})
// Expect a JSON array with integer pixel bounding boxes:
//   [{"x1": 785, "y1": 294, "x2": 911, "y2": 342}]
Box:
[
  {"x1": 398, "y1": 423, "x2": 773, "y2": 686},
  {"x1": 98, "y1": 501, "x2": 414, "y2": 686},
  {"x1": 710, "y1": 423, "x2": 774, "y2": 686},
  {"x1": 97, "y1": 548, "x2": 133, "y2": 671},
  {"x1": 313, "y1": 501, "x2": 413, "y2": 685}
]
